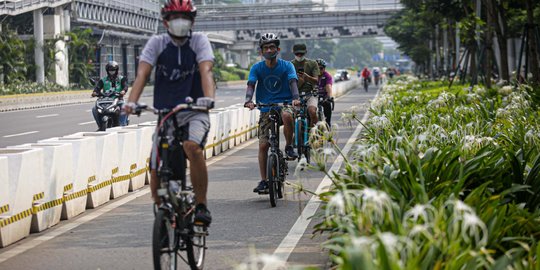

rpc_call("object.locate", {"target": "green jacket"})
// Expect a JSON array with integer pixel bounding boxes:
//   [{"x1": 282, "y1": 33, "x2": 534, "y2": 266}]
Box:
[{"x1": 291, "y1": 58, "x2": 320, "y2": 93}]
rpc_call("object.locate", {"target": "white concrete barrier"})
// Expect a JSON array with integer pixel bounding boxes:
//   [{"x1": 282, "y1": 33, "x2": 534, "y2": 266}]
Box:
[
  {"x1": 0, "y1": 148, "x2": 43, "y2": 247},
  {"x1": 7, "y1": 143, "x2": 71, "y2": 233},
  {"x1": 39, "y1": 137, "x2": 95, "y2": 220},
  {"x1": 212, "y1": 109, "x2": 231, "y2": 151},
  {"x1": 206, "y1": 113, "x2": 218, "y2": 159},
  {"x1": 227, "y1": 108, "x2": 239, "y2": 147},
  {"x1": 65, "y1": 132, "x2": 117, "y2": 208},
  {"x1": 209, "y1": 111, "x2": 223, "y2": 156},
  {"x1": 108, "y1": 130, "x2": 138, "y2": 199},
  {"x1": 136, "y1": 122, "x2": 157, "y2": 185},
  {"x1": 121, "y1": 125, "x2": 153, "y2": 191}
]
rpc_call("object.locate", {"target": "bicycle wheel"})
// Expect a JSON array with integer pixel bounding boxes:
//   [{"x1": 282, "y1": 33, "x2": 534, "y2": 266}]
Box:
[
  {"x1": 185, "y1": 225, "x2": 206, "y2": 270},
  {"x1": 267, "y1": 153, "x2": 279, "y2": 207},
  {"x1": 153, "y1": 209, "x2": 177, "y2": 270}
]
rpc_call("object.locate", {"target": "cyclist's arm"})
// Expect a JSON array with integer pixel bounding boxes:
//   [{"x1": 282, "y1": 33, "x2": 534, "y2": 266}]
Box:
[
  {"x1": 245, "y1": 81, "x2": 255, "y2": 103},
  {"x1": 325, "y1": 84, "x2": 333, "y2": 98},
  {"x1": 127, "y1": 61, "x2": 152, "y2": 104},
  {"x1": 289, "y1": 79, "x2": 299, "y2": 100},
  {"x1": 199, "y1": 60, "x2": 215, "y2": 98}
]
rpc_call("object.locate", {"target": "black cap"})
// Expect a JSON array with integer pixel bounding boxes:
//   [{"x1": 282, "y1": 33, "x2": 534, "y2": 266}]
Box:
[{"x1": 293, "y1": 44, "x2": 307, "y2": 54}]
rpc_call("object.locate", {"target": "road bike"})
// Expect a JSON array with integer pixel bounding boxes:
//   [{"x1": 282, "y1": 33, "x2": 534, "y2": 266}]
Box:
[
  {"x1": 257, "y1": 103, "x2": 288, "y2": 207},
  {"x1": 134, "y1": 101, "x2": 208, "y2": 270}
]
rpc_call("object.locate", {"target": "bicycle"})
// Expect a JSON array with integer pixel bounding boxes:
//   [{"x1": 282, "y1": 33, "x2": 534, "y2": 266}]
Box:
[
  {"x1": 317, "y1": 95, "x2": 334, "y2": 129},
  {"x1": 257, "y1": 103, "x2": 288, "y2": 207},
  {"x1": 134, "y1": 101, "x2": 208, "y2": 270},
  {"x1": 363, "y1": 77, "x2": 369, "y2": 92},
  {"x1": 294, "y1": 93, "x2": 315, "y2": 164}
]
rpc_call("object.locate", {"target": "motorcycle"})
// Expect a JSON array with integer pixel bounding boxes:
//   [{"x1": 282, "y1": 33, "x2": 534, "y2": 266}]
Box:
[{"x1": 94, "y1": 91, "x2": 122, "y2": 131}]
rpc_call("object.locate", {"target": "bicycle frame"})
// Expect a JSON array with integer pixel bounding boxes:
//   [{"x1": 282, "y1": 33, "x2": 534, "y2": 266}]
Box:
[{"x1": 294, "y1": 93, "x2": 313, "y2": 161}]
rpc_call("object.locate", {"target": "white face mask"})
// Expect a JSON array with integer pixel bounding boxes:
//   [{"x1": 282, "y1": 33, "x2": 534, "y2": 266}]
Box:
[
  {"x1": 168, "y1": 18, "x2": 192, "y2": 37},
  {"x1": 295, "y1": 56, "x2": 305, "y2": 62}
]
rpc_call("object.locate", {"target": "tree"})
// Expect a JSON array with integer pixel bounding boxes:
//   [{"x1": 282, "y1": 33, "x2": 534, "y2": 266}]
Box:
[
  {"x1": 65, "y1": 28, "x2": 95, "y2": 88},
  {"x1": 0, "y1": 26, "x2": 27, "y2": 84}
]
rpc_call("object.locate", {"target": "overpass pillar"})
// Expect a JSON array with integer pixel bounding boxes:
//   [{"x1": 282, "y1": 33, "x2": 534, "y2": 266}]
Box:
[
  {"x1": 42, "y1": 7, "x2": 69, "y2": 87},
  {"x1": 238, "y1": 50, "x2": 251, "y2": 69},
  {"x1": 33, "y1": 9, "x2": 45, "y2": 84}
]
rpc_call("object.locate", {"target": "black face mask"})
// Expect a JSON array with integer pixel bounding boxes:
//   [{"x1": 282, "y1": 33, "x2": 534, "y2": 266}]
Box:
[{"x1": 263, "y1": 51, "x2": 278, "y2": 60}]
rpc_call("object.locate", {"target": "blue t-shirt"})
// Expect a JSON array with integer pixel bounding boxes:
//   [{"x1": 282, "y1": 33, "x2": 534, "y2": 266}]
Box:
[{"x1": 248, "y1": 58, "x2": 297, "y2": 112}]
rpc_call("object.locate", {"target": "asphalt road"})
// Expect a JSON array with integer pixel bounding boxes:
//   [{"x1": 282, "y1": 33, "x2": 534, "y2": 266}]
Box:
[
  {"x1": 0, "y1": 85, "x2": 248, "y2": 148},
  {"x1": 0, "y1": 83, "x2": 379, "y2": 269}
]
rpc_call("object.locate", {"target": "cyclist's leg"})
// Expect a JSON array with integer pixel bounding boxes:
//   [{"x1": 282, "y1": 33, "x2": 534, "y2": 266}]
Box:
[
  {"x1": 255, "y1": 113, "x2": 271, "y2": 192},
  {"x1": 281, "y1": 107, "x2": 295, "y2": 147},
  {"x1": 307, "y1": 96, "x2": 318, "y2": 127},
  {"x1": 323, "y1": 101, "x2": 332, "y2": 126},
  {"x1": 177, "y1": 112, "x2": 210, "y2": 206}
]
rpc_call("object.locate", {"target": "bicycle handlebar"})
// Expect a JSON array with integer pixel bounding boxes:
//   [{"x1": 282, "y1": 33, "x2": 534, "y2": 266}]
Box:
[{"x1": 133, "y1": 103, "x2": 209, "y2": 116}]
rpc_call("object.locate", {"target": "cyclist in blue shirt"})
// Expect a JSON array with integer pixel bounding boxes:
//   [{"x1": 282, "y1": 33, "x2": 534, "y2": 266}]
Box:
[{"x1": 244, "y1": 33, "x2": 300, "y2": 194}]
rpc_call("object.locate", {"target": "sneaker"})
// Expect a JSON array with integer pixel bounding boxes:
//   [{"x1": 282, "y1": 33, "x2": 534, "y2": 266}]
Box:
[
  {"x1": 194, "y1": 204, "x2": 212, "y2": 227},
  {"x1": 253, "y1": 180, "x2": 269, "y2": 194},
  {"x1": 285, "y1": 145, "x2": 298, "y2": 159}
]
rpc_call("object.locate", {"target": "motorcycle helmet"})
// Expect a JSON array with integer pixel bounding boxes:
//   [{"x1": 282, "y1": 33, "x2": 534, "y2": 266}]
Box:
[
  {"x1": 259, "y1": 33, "x2": 280, "y2": 49},
  {"x1": 161, "y1": 0, "x2": 197, "y2": 20},
  {"x1": 106, "y1": 61, "x2": 119, "y2": 78}
]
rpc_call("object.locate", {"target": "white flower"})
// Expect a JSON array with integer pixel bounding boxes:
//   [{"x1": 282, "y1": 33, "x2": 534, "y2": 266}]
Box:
[
  {"x1": 498, "y1": 85, "x2": 513, "y2": 96},
  {"x1": 461, "y1": 212, "x2": 488, "y2": 247},
  {"x1": 403, "y1": 204, "x2": 436, "y2": 226}
]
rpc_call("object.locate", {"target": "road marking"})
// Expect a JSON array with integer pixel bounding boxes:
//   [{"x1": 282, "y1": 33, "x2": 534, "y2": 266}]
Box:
[
  {"x1": 0, "y1": 137, "x2": 258, "y2": 263},
  {"x1": 233, "y1": 97, "x2": 241, "y2": 100},
  {"x1": 264, "y1": 93, "x2": 372, "y2": 268},
  {"x1": 3, "y1": 131, "x2": 39, "y2": 138},
  {"x1": 78, "y1": 121, "x2": 95, "y2": 126},
  {"x1": 36, "y1": 114, "x2": 59, "y2": 118},
  {"x1": 85, "y1": 109, "x2": 92, "y2": 112},
  {"x1": 217, "y1": 99, "x2": 225, "y2": 102}
]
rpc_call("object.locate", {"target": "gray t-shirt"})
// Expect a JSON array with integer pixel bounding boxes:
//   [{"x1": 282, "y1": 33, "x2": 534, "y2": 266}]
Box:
[{"x1": 139, "y1": 33, "x2": 214, "y2": 109}]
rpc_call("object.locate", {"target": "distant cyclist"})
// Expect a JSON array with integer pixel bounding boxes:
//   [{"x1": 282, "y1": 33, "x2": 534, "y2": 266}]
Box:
[
  {"x1": 290, "y1": 43, "x2": 320, "y2": 127},
  {"x1": 372, "y1": 67, "x2": 381, "y2": 85},
  {"x1": 124, "y1": 0, "x2": 214, "y2": 227},
  {"x1": 361, "y1": 66, "x2": 371, "y2": 91},
  {"x1": 244, "y1": 33, "x2": 300, "y2": 194},
  {"x1": 316, "y1": 59, "x2": 333, "y2": 126},
  {"x1": 91, "y1": 61, "x2": 129, "y2": 128}
]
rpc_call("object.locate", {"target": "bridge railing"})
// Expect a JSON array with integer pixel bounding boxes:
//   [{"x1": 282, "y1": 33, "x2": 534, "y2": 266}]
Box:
[{"x1": 0, "y1": 0, "x2": 71, "y2": 15}]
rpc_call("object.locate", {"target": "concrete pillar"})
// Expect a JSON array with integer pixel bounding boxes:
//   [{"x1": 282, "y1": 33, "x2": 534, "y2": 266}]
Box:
[
  {"x1": 435, "y1": 25, "x2": 440, "y2": 75},
  {"x1": 63, "y1": 9, "x2": 71, "y2": 32},
  {"x1": 238, "y1": 50, "x2": 250, "y2": 69},
  {"x1": 456, "y1": 22, "x2": 460, "y2": 69},
  {"x1": 43, "y1": 7, "x2": 69, "y2": 86},
  {"x1": 443, "y1": 23, "x2": 448, "y2": 74},
  {"x1": 34, "y1": 9, "x2": 45, "y2": 84}
]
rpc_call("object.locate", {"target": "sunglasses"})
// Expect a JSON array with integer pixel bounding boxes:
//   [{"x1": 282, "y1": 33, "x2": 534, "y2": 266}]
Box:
[{"x1": 294, "y1": 53, "x2": 305, "y2": 56}]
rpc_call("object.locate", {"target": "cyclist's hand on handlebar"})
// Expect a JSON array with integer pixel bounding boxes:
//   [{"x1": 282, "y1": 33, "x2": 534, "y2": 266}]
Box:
[
  {"x1": 196, "y1": 97, "x2": 215, "y2": 109},
  {"x1": 244, "y1": 101, "x2": 255, "y2": 110},
  {"x1": 123, "y1": 102, "x2": 137, "y2": 115},
  {"x1": 292, "y1": 99, "x2": 301, "y2": 107},
  {"x1": 91, "y1": 92, "x2": 98, "y2": 97}
]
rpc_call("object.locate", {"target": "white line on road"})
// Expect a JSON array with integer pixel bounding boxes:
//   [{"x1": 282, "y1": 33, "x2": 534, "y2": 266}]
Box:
[
  {"x1": 85, "y1": 109, "x2": 92, "y2": 112},
  {"x1": 264, "y1": 93, "x2": 372, "y2": 269},
  {"x1": 78, "y1": 121, "x2": 95, "y2": 126},
  {"x1": 0, "y1": 137, "x2": 258, "y2": 264},
  {"x1": 3, "y1": 131, "x2": 39, "y2": 138},
  {"x1": 216, "y1": 99, "x2": 225, "y2": 102},
  {"x1": 233, "y1": 97, "x2": 241, "y2": 100},
  {"x1": 36, "y1": 114, "x2": 59, "y2": 118}
]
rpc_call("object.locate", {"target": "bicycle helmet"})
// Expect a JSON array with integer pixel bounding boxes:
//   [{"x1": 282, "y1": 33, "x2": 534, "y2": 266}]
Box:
[
  {"x1": 259, "y1": 33, "x2": 280, "y2": 48},
  {"x1": 161, "y1": 0, "x2": 197, "y2": 20},
  {"x1": 316, "y1": 58, "x2": 327, "y2": 68},
  {"x1": 105, "y1": 61, "x2": 119, "y2": 77}
]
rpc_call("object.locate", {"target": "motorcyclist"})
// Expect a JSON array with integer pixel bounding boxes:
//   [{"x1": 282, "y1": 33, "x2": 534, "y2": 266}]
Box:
[{"x1": 91, "y1": 61, "x2": 128, "y2": 129}]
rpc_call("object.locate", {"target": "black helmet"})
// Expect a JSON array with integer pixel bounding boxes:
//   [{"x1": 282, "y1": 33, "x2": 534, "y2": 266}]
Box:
[
  {"x1": 106, "y1": 61, "x2": 119, "y2": 77},
  {"x1": 316, "y1": 58, "x2": 327, "y2": 68},
  {"x1": 259, "y1": 33, "x2": 280, "y2": 48}
]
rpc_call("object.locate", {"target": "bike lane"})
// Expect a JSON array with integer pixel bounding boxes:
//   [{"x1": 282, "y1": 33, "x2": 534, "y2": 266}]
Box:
[{"x1": 0, "y1": 85, "x2": 378, "y2": 270}]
